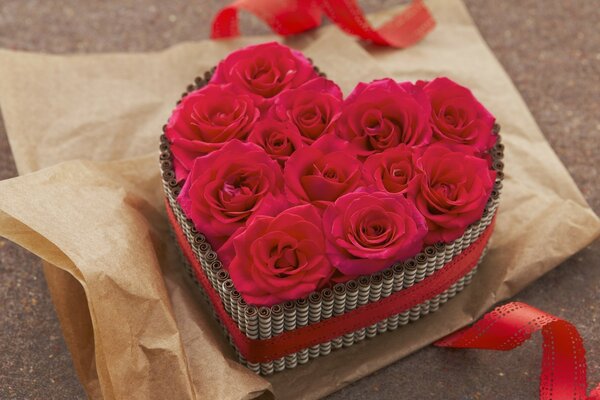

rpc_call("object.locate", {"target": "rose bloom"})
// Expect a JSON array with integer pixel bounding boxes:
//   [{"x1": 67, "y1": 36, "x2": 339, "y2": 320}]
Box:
[
  {"x1": 363, "y1": 145, "x2": 421, "y2": 195},
  {"x1": 247, "y1": 118, "x2": 304, "y2": 167},
  {"x1": 270, "y1": 77, "x2": 343, "y2": 144},
  {"x1": 418, "y1": 77, "x2": 496, "y2": 151},
  {"x1": 323, "y1": 190, "x2": 427, "y2": 276},
  {"x1": 177, "y1": 140, "x2": 284, "y2": 249},
  {"x1": 335, "y1": 79, "x2": 432, "y2": 157},
  {"x1": 412, "y1": 143, "x2": 496, "y2": 244},
  {"x1": 228, "y1": 205, "x2": 335, "y2": 306},
  {"x1": 210, "y1": 42, "x2": 318, "y2": 98},
  {"x1": 284, "y1": 135, "x2": 362, "y2": 207},
  {"x1": 166, "y1": 83, "x2": 260, "y2": 180}
]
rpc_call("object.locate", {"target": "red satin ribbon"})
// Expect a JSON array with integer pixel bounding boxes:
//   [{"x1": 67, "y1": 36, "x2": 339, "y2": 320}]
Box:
[
  {"x1": 166, "y1": 199, "x2": 494, "y2": 363},
  {"x1": 435, "y1": 302, "x2": 600, "y2": 400},
  {"x1": 211, "y1": 0, "x2": 435, "y2": 48}
]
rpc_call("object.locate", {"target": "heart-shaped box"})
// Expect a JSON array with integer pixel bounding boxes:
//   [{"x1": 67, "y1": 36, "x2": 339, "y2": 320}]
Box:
[{"x1": 159, "y1": 44, "x2": 504, "y2": 375}]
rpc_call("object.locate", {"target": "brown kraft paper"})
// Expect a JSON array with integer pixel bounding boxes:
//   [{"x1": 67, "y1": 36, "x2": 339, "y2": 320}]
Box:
[{"x1": 0, "y1": 0, "x2": 598, "y2": 398}]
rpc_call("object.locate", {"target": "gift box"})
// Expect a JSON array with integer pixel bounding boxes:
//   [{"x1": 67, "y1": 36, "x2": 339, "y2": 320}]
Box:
[{"x1": 159, "y1": 64, "x2": 505, "y2": 375}]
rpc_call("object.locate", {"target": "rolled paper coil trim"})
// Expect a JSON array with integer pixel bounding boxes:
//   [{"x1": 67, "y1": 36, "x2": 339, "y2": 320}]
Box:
[{"x1": 166, "y1": 200, "x2": 496, "y2": 363}]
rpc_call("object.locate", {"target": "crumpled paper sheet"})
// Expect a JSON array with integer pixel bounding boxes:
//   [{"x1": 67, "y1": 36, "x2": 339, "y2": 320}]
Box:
[{"x1": 0, "y1": 0, "x2": 598, "y2": 399}]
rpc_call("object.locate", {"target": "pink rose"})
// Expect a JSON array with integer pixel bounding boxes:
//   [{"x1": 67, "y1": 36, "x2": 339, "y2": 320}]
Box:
[
  {"x1": 323, "y1": 191, "x2": 427, "y2": 276},
  {"x1": 363, "y1": 145, "x2": 421, "y2": 195},
  {"x1": 177, "y1": 140, "x2": 284, "y2": 249},
  {"x1": 166, "y1": 84, "x2": 260, "y2": 180},
  {"x1": 210, "y1": 42, "x2": 318, "y2": 98},
  {"x1": 284, "y1": 135, "x2": 362, "y2": 207},
  {"x1": 271, "y1": 77, "x2": 343, "y2": 144},
  {"x1": 418, "y1": 77, "x2": 496, "y2": 151},
  {"x1": 412, "y1": 143, "x2": 496, "y2": 244},
  {"x1": 229, "y1": 205, "x2": 335, "y2": 306},
  {"x1": 335, "y1": 79, "x2": 432, "y2": 156},
  {"x1": 247, "y1": 119, "x2": 304, "y2": 167}
]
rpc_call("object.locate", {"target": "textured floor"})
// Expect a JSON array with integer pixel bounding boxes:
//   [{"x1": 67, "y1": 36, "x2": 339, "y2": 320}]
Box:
[{"x1": 0, "y1": 1, "x2": 599, "y2": 399}]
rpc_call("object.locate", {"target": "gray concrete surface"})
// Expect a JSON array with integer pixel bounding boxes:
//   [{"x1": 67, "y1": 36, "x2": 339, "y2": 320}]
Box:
[{"x1": 0, "y1": 1, "x2": 598, "y2": 399}]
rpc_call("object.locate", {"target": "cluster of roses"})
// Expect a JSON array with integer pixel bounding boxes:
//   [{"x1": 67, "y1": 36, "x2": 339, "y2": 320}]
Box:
[{"x1": 166, "y1": 42, "x2": 497, "y2": 306}]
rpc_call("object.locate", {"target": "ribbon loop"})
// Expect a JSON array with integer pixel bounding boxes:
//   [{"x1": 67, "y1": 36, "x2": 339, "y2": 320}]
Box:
[
  {"x1": 211, "y1": 0, "x2": 323, "y2": 38},
  {"x1": 211, "y1": 0, "x2": 435, "y2": 49},
  {"x1": 436, "y1": 302, "x2": 600, "y2": 400}
]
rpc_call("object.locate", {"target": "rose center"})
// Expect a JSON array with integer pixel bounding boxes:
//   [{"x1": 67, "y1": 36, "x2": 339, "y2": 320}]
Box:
[
  {"x1": 271, "y1": 245, "x2": 299, "y2": 277},
  {"x1": 391, "y1": 168, "x2": 406, "y2": 179},
  {"x1": 361, "y1": 110, "x2": 401, "y2": 150},
  {"x1": 268, "y1": 132, "x2": 288, "y2": 149},
  {"x1": 434, "y1": 182, "x2": 456, "y2": 200},
  {"x1": 364, "y1": 223, "x2": 385, "y2": 236},
  {"x1": 316, "y1": 164, "x2": 339, "y2": 181},
  {"x1": 442, "y1": 106, "x2": 467, "y2": 128},
  {"x1": 352, "y1": 211, "x2": 395, "y2": 249},
  {"x1": 363, "y1": 110, "x2": 383, "y2": 130},
  {"x1": 241, "y1": 57, "x2": 295, "y2": 97},
  {"x1": 324, "y1": 168, "x2": 337, "y2": 180},
  {"x1": 300, "y1": 109, "x2": 318, "y2": 122},
  {"x1": 249, "y1": 60, "x2": 272, "y2": 80},
  {"x1": 294, "y1": 104, "x2": 328, "y2": 139},
  {"x1": 222, "y1": 173, "x2": 254, "y2": 197}
]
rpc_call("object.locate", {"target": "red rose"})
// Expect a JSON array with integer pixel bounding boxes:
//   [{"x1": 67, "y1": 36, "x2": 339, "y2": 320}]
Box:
[
  {"x1": 247, "y1": 119, "x2": 304, "y2": 167},
  {"x1": 284, "y1": 135, "x2": 362, "y2": 207},
  {"x1": 229, "y1": 205, "x2": 335, "y2": 306},
  {"x1": 335, "y1": 79, "x2": 432, "y2": 157},
  {"x1": 271, "y1": 77, "x2": 343, "y2": 144},
  {"x1": 177, "y1": 140, "x2": 284, "y2": 249},
  {"x1": 210, "y1": 42, "x2": 318, "y2": 98},
  {"x1": 323, "y1": 190, "x2": 427, "y2": 276},
  {"x1": 363, "y1": 145, "x2": 421, "y2": 195},
  {"x1": 166, "y1": 84, "x2": 260, "y2": 180},
  {"x1": 418, "y1": 77, "x2": 496, "y2": 151},
  {"x1": 412, "y1": 143, "x2": 496, "y2": 244},
  {"x1": 165, "y1": 43, "x2": 502, "y2": 302}
]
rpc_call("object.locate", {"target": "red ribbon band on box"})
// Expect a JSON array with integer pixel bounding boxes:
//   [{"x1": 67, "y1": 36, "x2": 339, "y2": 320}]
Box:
[
  {"x1": 167, "y1": 199, "x2": 494, "y2": 363},
  {"x1": 435, "y1": 302, "x2": 600, "y2": 399},
  {"x1": 211, "y1": 0, "x2": 436, "y2": 48}
]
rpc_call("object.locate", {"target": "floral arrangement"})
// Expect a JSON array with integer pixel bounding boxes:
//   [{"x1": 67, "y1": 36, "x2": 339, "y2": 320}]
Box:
[{"x1": 166, "y1": 42, "x2": 497, "y2": 306}]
